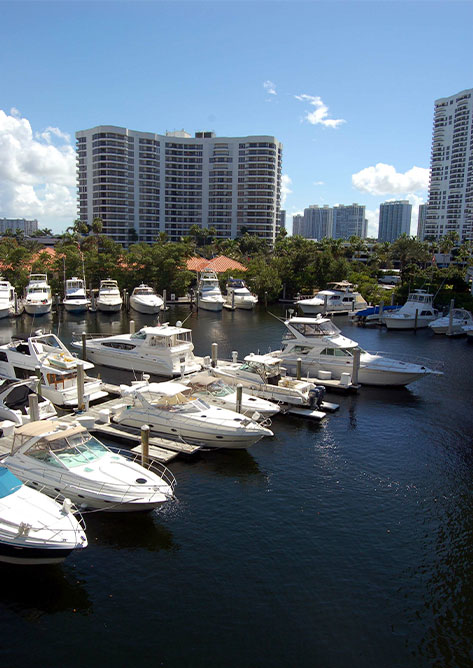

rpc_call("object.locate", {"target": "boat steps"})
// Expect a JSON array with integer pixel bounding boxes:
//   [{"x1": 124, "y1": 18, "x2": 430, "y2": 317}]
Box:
[{"x1": 320, "y1": 401, "x2": 339, "y2": 412}]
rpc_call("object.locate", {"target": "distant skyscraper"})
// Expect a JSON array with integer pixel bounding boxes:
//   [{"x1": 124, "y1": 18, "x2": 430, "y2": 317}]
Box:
[
  {"x1": 417, "y1": 204, "x2": 428, "y2": 240},
  {"x1": 292, "y1": 214, "x2": 304, "y2": 236},
  {"x1": 303, "y1": 205, "x2": 333, "y2": 240},
  {"x1": 280, "y1": 210, "x2": 286, "y2": 230},
  {"x1": 425, "y1": 88, "x2": 473, "y2": 241},
  {"x1": 333, "y1": 204, "x2": 367, "y2": 239},
  {"x1": 377, "y1": 200, "x2": 412, "y2": 243},
  {"x1": 0, "y1": 218, "x2": 38, "y2": 235}
]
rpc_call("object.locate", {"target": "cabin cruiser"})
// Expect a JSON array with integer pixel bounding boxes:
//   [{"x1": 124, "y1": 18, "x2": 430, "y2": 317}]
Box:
[
  {"x1": 295, "y1": 281, "x2": 367, "y2": 315},
  {"x1": 383, "y1": 290, "x2": 437, "y2": 329},
  {"x1": 428, "y1": 308, "x2": 473, "y2": 335},
  {"x1": 0, "y1": 332, "x2": 108, "y2": 407},
  {"x1": 115, "y1": 381, "x2": 273, "y2": 449},
  {"x1": 225, "y1": 278, "x2": 258, "y2": 310},
  {"x1": 24, "y1": 274, "x2": 52, "y2": 316},
  {"x1": 198, "y1": 270, "x2": 225, "y2": 311},
  {"x1": 0, "y1": 279, "x2": 16, "y2": 319},
  {"x1": 72, "y1": 323, "x2": 201, "y2": 377},
  {"x1": 274, "y1": 315, "x2": 438, "y2": 386},
  {"x1": 63, "y1": 277, "x2": 90, "y2": 313},
  {"x1": 3, "y1": 421, "x2": 176, "y2": 512},
  {"x1": 96, "y1": 279, "x2": 122, "y2": 313},
  {"x1": 129, "y1": 284, "x2": 164, "y2": 314},
  {"x1": 0, "y1": 379, "x2": 56, "y2": 425},
  {"x1": 0, "y1": 466, "x2": 87, "y2": 565}
]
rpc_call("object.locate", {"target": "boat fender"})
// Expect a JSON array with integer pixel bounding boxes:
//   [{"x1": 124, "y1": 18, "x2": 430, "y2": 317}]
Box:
[{"x1": 62, "y1": 498, "x2": 73, "y2": 514}]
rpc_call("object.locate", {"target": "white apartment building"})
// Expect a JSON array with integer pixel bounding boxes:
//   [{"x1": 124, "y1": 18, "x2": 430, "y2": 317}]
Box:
[
  {"x1": 425, "y1": 88, "x2": 473, "y2": 241},
  {"x1": 76, "y1": 126, "x2": 283, "y2": 246},
  {"x1": 377, "y1": 200, "x2": 412, "y2": 243},
  {"x1": 0, "y1": 218, "x2": 38, "y2": 235},
  {"x1": 332, "y1": 204, "x2": 367, "y2": 240},
  {"x1": 417, "y1": 204, "x2": 427, "y2": 240}
]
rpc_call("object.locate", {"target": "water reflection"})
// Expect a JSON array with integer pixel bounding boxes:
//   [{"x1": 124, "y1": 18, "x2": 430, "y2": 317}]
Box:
[
  {"x1": 84, "y1": 510, "x2": 177, "y2": 552},
  {"x1": 174, "y1": 448, "x2": 266, "y2": 482}
]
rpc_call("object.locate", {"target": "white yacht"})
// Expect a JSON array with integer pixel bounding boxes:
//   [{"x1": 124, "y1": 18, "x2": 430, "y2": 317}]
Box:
[
  {"x1": 274, "y1": 315, "x2": 439, "y2": 387},
  {"x1": 0, "y1": 332, "x2": 108, "y2": 407},
  {"x1": 63, "y1": 277, "x2": 90, "y2": 313},
  {"x1": 96, "y1": 279, "x2": 122, "y2": 313},
  {"x1": 3, "y1": 420, "x2": 176, "y2": 512},
  {"x1": 428, "y1": 308, "x2": 473, "y2": 335},
  {"x1": 225, "y1": 278, "x2": 258, "y2": 310},
  {"x1": 197, "y1": 270, "x2": 225, "y2": 311},
  {"x1": 383, "y1": 290, "x2": 437, "y2": 330},
  {"x1": 115, "y1": 381, "x2": 273, "y2": 449},
  {"x1": 129, "y1": 284, "x2": 164, "y2": 314},
  {"x1": 72, "y1": 323, "x2": 201, "y2": 377},
  {"x1": 0, "y1": 466, "x2": 87, "y2": 565},
  {"x1": 0, "y1": 278, "x2": 16, "y2": 319},
  {"x1": 0, "y1": 379, "x2": 56, "y2": 425},
  {"x1": 24, "y1": 274, "x2": 52, "y2": 316},
  {"x1": 295, "y1": 281, "x2": 367, "y2": 315}
]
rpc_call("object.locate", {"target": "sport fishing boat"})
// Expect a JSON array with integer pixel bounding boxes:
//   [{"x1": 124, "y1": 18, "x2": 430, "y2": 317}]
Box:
[
  {"x1": 63, "y1": 277, "x2": 90, "y2": 313},
  {"x1": 295, "y1": 281, "x2": 367, "y2": 315},
  {"x1": 0, "y1": 378, "x2": 56, "y2": 425},
  {"x1": 0, "y1": 278, "x2": 16, "y2": 319},
  {"x1": 197, "y1": 270, "x2": 225, "y2": 311},
  {"x1": 225, "y1": 278, "x2": 258, "y2": 310},
  {"x1": 0, "y1": 466, "x2": 87, "y2": 565},
  {"x1": 115, "y1": 381, "x2": 273, "y2": 449},
  {"x1": 0, "y1": 332, "x2": 108, "y2": 407},
  {"x1": 428, "y1": 308, "x2": 473, "y2": 335},
  {"x1": 129, "y1": 284, "x2": 164, "y2": 314},
  {"x1": 24, "y1": 274, "x2": 52, "y2": 316},
  {"x1": 274, "y1": 315, "x2": 438, "y2": 386},
  {"x1": 383, "y1": 290, "x2": 437, "y2": 330},
  {"x1": 96, "y1": 279, "x2": 122, "y2": 313},
  {"x1": 3, "y1": 420, "x2": 176, "y2": 512},
  {"x1": 72, "y1": 323, "x2": 201, "y2": 377}
]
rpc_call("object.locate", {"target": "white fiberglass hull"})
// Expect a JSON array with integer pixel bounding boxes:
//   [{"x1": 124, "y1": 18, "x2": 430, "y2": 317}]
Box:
[
  {"x1": 129, "y1": 297, "x2": 163, "y2": 314},
  {"x1": 198, "y1": 298, "x2": 224, "y2": 312},
  {"x1": 0, "y1": 306, "x2": 12, "y2": 319},
  {"x1": 25, "y1": 302, "x2": 52, "y2": 316},
  {"x1": 233, "y1": 298, "x2": 258, "y2": 310},
  {"x1": 96, "y1": 299, "x2": 122, "y2": 313},
  {"x1": 64, "y1": 300, "x2": 90, "y2": 313},
  {"x1": 384, "y1": 315, "x2": 435, "y2": 330}
]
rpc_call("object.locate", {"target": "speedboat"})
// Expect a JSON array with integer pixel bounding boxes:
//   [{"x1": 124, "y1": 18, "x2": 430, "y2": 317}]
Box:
[
  {"x1": 197, "y1": 270, "x2": 225, "y2": 311},
  {"x1": 115, "y1": 381, "x2": 273, "y2": 449},
  {"x1": 24, "y1": 274, "x2": 52, "y2": 316},
  {"x1": 72, "y1": 323, "x2": 201, "y2": 377},
  {"x1": 383, "y1": 290, "x2": 437, "y2": 329},
  {"x1": 63, "y1": 277, "x2": 90, "y2": 313},
  {"x1": 428, "y1": 308, "x2": 473, "y2": 335},
  {"x1": 295, "y1": 281, "x2": 367, "y2": 315},
  {"x1": 0, "y1": 332, "x2": 108, "y2": 407},
  {"x1": 3, "y1": 421, "x2": 176, "y2": 512},
  {"x1": 274, "y1": 315, "x2": 439, "y2": 386},
  {"x1": 0, "y1": 379, "x2": 56, "y2": 425},
  {"x1": 96, "y1": 279, "x2": 122, "y2": 313},
  {"x1": 225, "y1": 278, "x2": 258, "y2": 310},
  {"x1": 129, "y1": 284, "x2": 164, "y2": 314},
  {"x1": 0, "y1": 278, "x2": 16, "y2": 319}
]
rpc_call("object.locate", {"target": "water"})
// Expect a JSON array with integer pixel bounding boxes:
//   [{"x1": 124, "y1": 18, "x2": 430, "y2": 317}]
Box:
[{"x1": 1, "y1": 306, "x2": 472, "y2": 667}]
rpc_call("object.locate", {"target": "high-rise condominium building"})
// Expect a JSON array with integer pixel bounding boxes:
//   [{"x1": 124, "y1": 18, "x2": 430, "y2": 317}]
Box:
[
  {"x1": 0, "y1": 218, "x2": 38, "y2": 235},
  {"x1": 301, "y1": 205, "x2": 333, "y2": 240},
  {"x1": 417, "y1": 204, "x2": 428, "y2": 240},
  {"x1": 377, "y1": 200, "x2": 412, "y2": 243},
  {"x1": 425, "y1": 88, "x2": 473, "y2": 241},
  {"x1": 292, "y1": 214, "x2": 304, "y2": 236},
  {"x1": 76, "y1": 126, "x2": 283, "y2": 246},
  {"x1": 332, "y1": 204, "x2": 367, "y2": 240}
]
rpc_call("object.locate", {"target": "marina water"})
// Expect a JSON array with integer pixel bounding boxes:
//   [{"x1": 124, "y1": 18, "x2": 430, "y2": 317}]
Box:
[{"x1": 0, "y1": 305, "x2": 472, "y2": 667}]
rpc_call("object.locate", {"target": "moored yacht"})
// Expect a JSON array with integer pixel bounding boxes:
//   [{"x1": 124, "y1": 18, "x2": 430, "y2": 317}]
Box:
[
  {"x1": 225, "y1": 278, "x2": 258, "y2": 310},
  {"x1": 0, "y1": 378, "x2": 56, "y2": 425},
  {"x1": 428, "y1": 308, "x2": 473, "y2": 335},
  {"x1": 63, "y1": 277, "x2": 90, "y2": 313},
  {"x1": 296, "y1": 281, "x2": 367, "y2": 315},
  {"x1": 383, "y1": 290, "x2": 437, "y2": 329},
  {"x1": 197, "y1": 270, "x2": 225, "y2": 311},
  {"x1": 0, "y1": 278, "x2": 16, "y2": 319},
  {"x1": 24, "y1": 274, "x2": 52, "y2": 316},
  {"x1": 96, "y1": 279, "x2": 122, "y2": 313},
  {"x1": 129, "y1": 284, "x2": 164, "y2": 314}
]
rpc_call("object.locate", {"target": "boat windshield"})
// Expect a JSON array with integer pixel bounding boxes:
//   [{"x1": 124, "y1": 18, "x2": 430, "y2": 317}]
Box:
[
  {"x1": 144, "y1": 392, "x2": 210, "y2": 412},
  {"x1": 208, "y1": 380, "x2": 234, "y2": 397},
  {"x1": 26, "y1": 434, "x2": 109, "y2": 468},
  {"x1": 134, "y1": 288, "x2": 154, "y2": 295},
  {"x1": 239, "y1": 361, "x2": 279, "y2": 377},
  {"x1": 27, "y1": 287, "x2": 49, "y2": 294},
  {"x1": 287, "y1": 321, "x2": 340, "y2": 337}
]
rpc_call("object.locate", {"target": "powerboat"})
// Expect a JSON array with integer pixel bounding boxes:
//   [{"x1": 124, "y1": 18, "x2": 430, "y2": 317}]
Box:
[
  {"x1": 0, "y1": 466, "x2": 87, "y2": 565},
  {"x1": 428, "y1": 308, "x2": 473, "y2": 335},
  {"x1": 72, "y1": 323, "x2": 201, "y2": 377},
  {"x1": 63, "y1": 277, "x2": 90, "y2": 313},
  {"x1": 0, "y1": 278, "x2": 16, "y2": 319},
  {"x1": 3, "y1": 421, "x2": 176, "y2": 512},
  {"x1": 197, "y1": 270, "x2": 225, "y2": 311},
  {"x1": 295, "y1": 281, "x2": 367, "y2": 315},
  {"x1": 0, "y1": 332, "x2": 108, "y2": 407},
  {"x1": 225, "y1": 278, "x2": 258, "y2": 310},
  {"x1": 0, "y1": 379, "x2": 56, "y2": 425},
  {"x1": 383, "y1": 290, "x2": 437, "y2": 329},
  {"x1": 96, "y1": 279, "x2": 122, "y2": 313},
  {"x1": 24, "y1": 274, "x2": 52, "y2": 316},
  {"x1": 129, "y1": 284, "x2": 164, "y2": 314},
  {"x1": 115, "y1": 381, "x2": 273, "y2": 449}
]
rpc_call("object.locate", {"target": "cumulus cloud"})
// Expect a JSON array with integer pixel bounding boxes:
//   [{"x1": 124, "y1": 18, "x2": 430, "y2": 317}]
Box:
[
  {"x1": 313, "y1": 180, "x2": 325, "y2": 186},
  {"x1": 295, "y1": 94, "x2": 345, "y2": 128},
  {"x1": 263, "y1": 80, "x2": 277, "y2": 96},
  {"x1": 281, "y1": 174, "x2": 292, "y2": 207},
  {"x1": 352, "y1": 163, "x2": 429, "y2": 196}
]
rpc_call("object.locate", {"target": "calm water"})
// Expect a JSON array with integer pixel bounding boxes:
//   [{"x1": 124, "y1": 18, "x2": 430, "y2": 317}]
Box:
[{"x1": 1, "y1": 305, "x2": 472, "y2": 668}]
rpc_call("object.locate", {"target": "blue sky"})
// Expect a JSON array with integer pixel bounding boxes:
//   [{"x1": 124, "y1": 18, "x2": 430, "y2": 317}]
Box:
[{"x1": 0, "y1": 0, "x2": 472, "y2": 236}]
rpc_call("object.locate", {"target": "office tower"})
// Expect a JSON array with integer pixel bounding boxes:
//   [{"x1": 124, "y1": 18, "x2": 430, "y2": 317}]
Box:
[
  {"x1": 76, "y1": 126, "x2": 283, "y2": 246},
  {"x1": 377, "y1": 200, "x2": 412, "y2": 243},
  {"x1": 302, "y1": 205, "x2": 333, "y2": 240},
  {"x1": 417, "y1": 204, "x2": 428, "y2": 240},
  {"x1": 425, "y1": 88, "x2": 473, "y2": 241},
  {"x1": 292, "y1": 214, "x2": 304, "y2": 236},
  {"x1": 0, "y1": 218, "x2": 38, "y2": 235},
  {"x1": 332, "y1": 204, "x2": 367, "y2": 239}
]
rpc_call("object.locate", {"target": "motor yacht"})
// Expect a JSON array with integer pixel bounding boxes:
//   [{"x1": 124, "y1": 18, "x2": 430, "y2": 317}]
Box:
[
  {"x1": 225, "y1": 278, "x2": 258, "y2": 310},
  {"x1": 24, "y1": 274, "x2": 52, "y2": 316},
  {"x1": 63, "y1": 277, "x2": 90, "y2": 313},
  {"x1": 96, "y1": 279, "x2": 122, "y2": 313},
  {"x1": 0, "y1": 332, "x2": 108, "y2": 407},
  {"x1": 0, "y1": 466, "x2": 87, "y2": 565},
  {"x1": 428, "y1": 308, "x2": 473, "y2": 335},
  {"x1": 274, "y1": 315, "x2": 438, "y2": 386},
  {"x1": 383, "y1": 290, "x2": 437, "y2": 329},
  {"x1": 115, "y1": 381, "x2": 273, "y2": 449},
  {"x1": 197, "y1": 270, "x2": 225, "y2": 311},
  {"x1": 72, "y1": 323, "x2": 201, "y2": 377},
  {"x1": 295, "y1": 281, "x2": 367, "y2": 315},
  {"x1": 0, "y1": 278, "x2": 16, "y2": 319},
  {"x1": 3, "y1": 420, "x2": 176, "y2": 512},
  {"x1": 0, "y1": 378, "x2": 56, "y2": 425},
  {"x1": 129, "y1": 284, "x2": 164, "y2": 314}
]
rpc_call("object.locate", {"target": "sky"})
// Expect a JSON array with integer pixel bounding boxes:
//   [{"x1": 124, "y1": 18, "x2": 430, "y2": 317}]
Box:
[{"x1": 0, "y1": 0, "x2": 472, "y2": 237}]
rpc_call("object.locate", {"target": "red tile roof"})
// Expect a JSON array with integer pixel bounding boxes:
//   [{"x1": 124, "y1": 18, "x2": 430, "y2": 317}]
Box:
[{"x1": 186, "y1": 255, "x2": 247, "y2": 273}]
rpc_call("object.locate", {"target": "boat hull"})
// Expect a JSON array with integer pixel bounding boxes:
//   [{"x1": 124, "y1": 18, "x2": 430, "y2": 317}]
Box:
[
  {"x1": 129, "y1": 298, "x2": 162, "y2": 314},
  {"x1": 0, "y1": 542, "x2": 74, "y2": 565},
  {"x1": 384, "y1": 316, "x2": 435, "y2": 330},
  {"x1": 96, "y1": 301, "x2": 122, "y2": 313},
  {"x1": 198, "y1": 299, "x2": 224, "y2": 312},
  {"x1": 64, "y1": 301, "x2": 90, "y2": 313},
  {"x1": 25, "y1": 302, "x2": 52, "y2": 316},
  {"x1": 80, "y1": 344, "x2": 201, "y2": 377}
]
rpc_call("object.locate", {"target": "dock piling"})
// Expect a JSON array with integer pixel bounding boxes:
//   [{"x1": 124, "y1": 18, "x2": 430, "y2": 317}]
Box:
[
  {"x1": 163, "y1": 289, "x2": 167, "y2": 307},
  {"x1": 414, "y1": 309, "x2": 418, "y2": 330},
  {"x1": 28, "y1": 394, "x2": 39, "y2": 422},
  {"x1": 35, "y1": 365, "x2": 42, "y2": 397},
  {"x1": 141, "y1": 425, "x2": 150, "y2": 466},
  {"x1": 129, "y1": 320, "x2": 135, "y2": 335},
  {"x1": 81, "y1": 332, "x2": 87, "y2": 361},
  {"x1": 447, "y1": 298, "x2": 455, "y2": 336},
  {"x1": 232, "y1": 350, "x2": 238, "y2": 363},
  {"x1": 77, "y1": 361, "x2": 85, "y2": 411},
  {"x1": 236, "y1": 384, "x2": 243, "y2": 413},
  {"x1": 351, "y1": 348, "x2": 360, "y2": 386},
  {"x1": 296, "y1": 358, "x2": 302, "y2": 380},
  {"x1": 211, "y1": 342, "x2": 218, "y2": 368}
]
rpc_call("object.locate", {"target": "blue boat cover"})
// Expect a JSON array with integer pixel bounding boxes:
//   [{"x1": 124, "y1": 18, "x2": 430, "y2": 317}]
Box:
[{"x1": 0, "y1": 467, "x2": 23, "y2": 499}]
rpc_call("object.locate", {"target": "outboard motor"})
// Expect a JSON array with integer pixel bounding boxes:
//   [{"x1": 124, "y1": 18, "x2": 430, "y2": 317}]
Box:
[{"x1": 309, "y1": 385, "x2": 325, "y2": 409}]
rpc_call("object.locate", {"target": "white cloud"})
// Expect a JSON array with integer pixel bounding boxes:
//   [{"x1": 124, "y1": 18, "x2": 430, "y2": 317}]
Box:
[
  {"x1": 35, "y1": 126, "x2": 71, "y2": 144},
  {"x1": 281, "y1": 174, "x2": 292, "y2": 207},
  {"x1": 313, "y1": 180, "x2": 325, "y2": 186},
  {"x1": 365, "y1": 208, "x2": 380, "y2": 238},
  {"x1": 295, "y1": 94, "x2": 345, "y2": 128},
  {"x1": 263, "y1": 80, "x2": 277, "y2": 96},
  {"x1": 352, "y1": 163, "x2": 429, "y2": 196}
]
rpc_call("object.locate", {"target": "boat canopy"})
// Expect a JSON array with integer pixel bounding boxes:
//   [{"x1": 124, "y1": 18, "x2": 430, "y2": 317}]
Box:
[
  {"x1": 243, "y1": 354, "x2": 282, "y2": 365},
  {"x1": 0, "y1": 467, "x2": 22, "y2": 498}
]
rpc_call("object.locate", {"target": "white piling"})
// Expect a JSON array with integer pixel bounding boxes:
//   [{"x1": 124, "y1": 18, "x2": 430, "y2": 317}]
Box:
[
  {"x1": 129, "y1": 319, "x2": 135, "y2": 335},
  {"x1": 211, "y1": 342, "x2": 218, "y2": 368},
  {"x1": 141, "y1": 425, "x2": 150, "y2": 466},
  {"x1": 28, "y1": 394, "x2": 39, "y2": 422},
  {"x1": 232, "y1": 350, "x2": 238, "y2": 363},
  {"x1": 236, "y1": 384, "x2": 243, "y2": 413}
]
